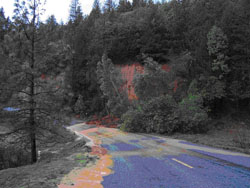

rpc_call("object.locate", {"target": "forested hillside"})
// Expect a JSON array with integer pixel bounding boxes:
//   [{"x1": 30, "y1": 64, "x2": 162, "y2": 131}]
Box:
[
  {"x1": 65, "y1": 0, "x2": 250, "y2": 129},
  {"x1": 0, "y1": 0, "x2": 250, "y2": 169}
]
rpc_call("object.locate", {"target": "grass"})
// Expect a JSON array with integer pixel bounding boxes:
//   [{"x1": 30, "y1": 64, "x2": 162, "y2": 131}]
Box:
[{"x1": 75, "y1": 153, "x2": 89, "y2": 165}]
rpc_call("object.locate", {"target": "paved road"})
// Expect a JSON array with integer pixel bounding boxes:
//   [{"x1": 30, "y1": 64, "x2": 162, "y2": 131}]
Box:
[{"x1": 59, "y1": 123, "x2": 250, "y2": 188}]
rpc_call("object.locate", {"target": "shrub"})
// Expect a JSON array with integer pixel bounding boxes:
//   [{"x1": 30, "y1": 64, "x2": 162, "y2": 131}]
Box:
[
  {"x1": 121, "y1": 95, "x2": 179, "y2": 134},
  {"x1": 142, "y1": 95, "x2": 178, "y2": 134},
  {"x1": 176, "y1": 94, "x2": 209, "y2": 133},
  {"x1": 120, "y1": 93, "x2": 209, "y2": 134},
  {"x1": 134, "y1": 57, "x2": 174, "y2": 101},
  {"x1": 120, "y1": 109, "x2": 145, "y2": 132}
]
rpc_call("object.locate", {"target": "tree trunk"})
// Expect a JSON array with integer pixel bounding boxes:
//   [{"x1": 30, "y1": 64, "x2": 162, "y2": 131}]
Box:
[
  {"x1": 30, "y1": 0, "x2": 37, "y2": 163},
  {"x1": 29, "y1": 70, "x2": 37, "y2": 163},
  {"x1": 30, "y1": 129, "x2": 37, "y2": 163}
]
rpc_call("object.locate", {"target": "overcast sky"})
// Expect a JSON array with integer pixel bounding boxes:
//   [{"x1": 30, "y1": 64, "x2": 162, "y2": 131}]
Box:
[{"x1": 0, "y1": 0, "x2": 108, "y2": 23}]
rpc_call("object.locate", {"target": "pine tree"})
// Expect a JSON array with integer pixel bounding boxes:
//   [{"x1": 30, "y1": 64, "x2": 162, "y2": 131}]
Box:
[
  {"x1": 132, "y1": 0, "x2": 140, "y2": 8},
  {"x1": 134, "y1": 57, "x2": 174, "y2": 101},
  {"x1": 65, "y1": 1, "x2": 85, "y2": 112},
  {"x1": 132, "y1": 0, "x2": 146, "y2": 9},
  {"x1": 0, "y1": 7, "x2": 11, "y2": 106},
  {"x1": 207, "y1": 25, "x2": 230, "y2": 78},
  {"x1": 118, "y1": 0, "x2": 132, "y2": 12},
  {"x1": 104, "y1": 0, "x2": 115, "y2": 13},
  {"x1": 97, "y1": 54, "x2": 129, "y2": 115},
  {"x1": 91, "y1": 0, "x2": 101, "y2": 17},
  {"x1": 74, "y1": 95, "x2": 85, "y2": 116},
  {"x1": 221, "y1": 0, "x2": 250, "y2": 102},
  {"x1": 69, "y1": 0, "x2": 82, "y2": 21},
  {"x1": 0, "y1": 7, "x2": 10, "y2": 41},
  {"x1": 0, "y1": 0, "x2": 71, "y2": 163}
]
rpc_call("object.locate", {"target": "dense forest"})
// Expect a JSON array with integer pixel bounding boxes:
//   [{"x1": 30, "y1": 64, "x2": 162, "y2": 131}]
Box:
[{"x1": 0, "y1": 0, "x2": 250, "y2": 168}]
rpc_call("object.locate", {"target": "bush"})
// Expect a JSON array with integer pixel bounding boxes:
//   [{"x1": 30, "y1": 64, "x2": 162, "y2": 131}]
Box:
[
  {"x1": 176, "y1": 94, "x2": 209, "y2": 133},
  {"x1": 121, "y1": 95, "x2": 179, "y2": 134},
  {"x1": 120, "y1": 94, "x2": 209, "y2": 134},
  {"x1": 134, "y1": 57, "x2": 174, "y2": 101},
  {"x1": 142, "y1": 95, "x2": 178, "y2": 134},
  {"x1": 120, "y1": 109, "x2": 145, "y2": 132}
]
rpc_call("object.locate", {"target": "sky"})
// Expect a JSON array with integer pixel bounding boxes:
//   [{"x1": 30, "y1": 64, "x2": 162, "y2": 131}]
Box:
[{"x1": 0, "y1": 0, "x2": 107, "y2": 23}]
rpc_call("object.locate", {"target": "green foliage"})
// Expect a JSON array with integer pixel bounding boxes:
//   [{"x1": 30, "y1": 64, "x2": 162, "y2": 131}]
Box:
[
  {"x1": 59, "y1": 0, "x2": 250, "y2": 119},
  {"x1": 118, "y1": 0, "x2": 132, "y2": 12},
  {"x1": 55, "y1": 0, "x2": 250, "y2": 119},
  {"x1": 142, "y1": 95, "x2": 178, "y2": 134},
  {"x1": 121, "y1": 95, "x2": 179, "y2": 134},
  {"x1": 121, "y1": 109, "x2": 145, "y2": 132},
  {"x1": 221, "y1": 1, "x2": 250, "y2": 101},
  {"x1": 69, "y1": 0, "x2": 82, "y2": 21},
  {"x1": 121, "y1": 80, "x2": 209, "y2": 134},
  {"x1": 97, "y1": 54, "x2": 129, "y2": 116},
  {"x1": 134, "y1": 57, "x2": 174, "y2": 101},
  {"x1": 1, "y1": 0, "x2": 250, "y2": 142},
  {"x1": 74, "y1": 95, "x2": 85, "y2": 116},
  {"x1": 207, "y1": 25, "x2": 229, "y2": 78},
  {"x1": 177, "y1": 94, "x2": 209, "y2": 133},
  {"x1": 0, "y1": 0, "x2": 72, "y2": 163},
  {"x1": 199, "y1": 76, "x2": 226, "y2": 102},
  {"x1": 75, "y1": 153, "x2": 88, "y2": 165},
  {"x1": 177, "y1": 80, "x2": 209, "y2": 133}
]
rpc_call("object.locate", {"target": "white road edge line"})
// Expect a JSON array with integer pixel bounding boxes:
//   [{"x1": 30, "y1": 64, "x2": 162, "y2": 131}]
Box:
[
  {"x1": 66, "y1": 123, "x2": 95, "y2": 147},
  {"x1": 172, "y1": 158, "x2": 194, "y2": 169}
]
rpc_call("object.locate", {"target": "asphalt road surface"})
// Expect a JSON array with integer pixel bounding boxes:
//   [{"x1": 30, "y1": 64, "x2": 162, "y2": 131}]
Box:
[{"x1": 58, "y1": 123, "x2": 250, "y2": 188}]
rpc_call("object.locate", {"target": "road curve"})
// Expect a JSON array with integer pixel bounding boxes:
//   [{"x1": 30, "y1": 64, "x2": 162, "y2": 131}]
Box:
[{"x1": 58, "y1": 123, "x2": 250, "y2": 188}]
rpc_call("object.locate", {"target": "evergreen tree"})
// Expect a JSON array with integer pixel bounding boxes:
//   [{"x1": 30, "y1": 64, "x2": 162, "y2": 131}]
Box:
[
  {"x1": 147, "y1": 0, "x2": 154, "y2": 7},
  {"x1": 0, "y1": 7, "x2": 10, "y2": 41},
  {"x1": 74, "y1": 95, "x2": 85, "y2": 116},
  {"x1": 132, "y1": 0, "x2": 146, "y2": 9},
  {"x1": 0, "y1": 7, "x2": 11, "y2": 106},
  {"x1": 207, "y1": 25, "x2": 230, "y2": 78},
  {"x1": 91, "y1": 0, "x2": 101, "y2": 18},
  {"x1": 43, "y1": 15, "x2": 62, "y2": 42},
  {"x1": 97, "y1": 54, "x2": 129, "y2": 115},
  {"x1": 46, "y1": 15, "x2": 57, "y2": 25},
  {"x1": 104, "y1": 0, "x2": 115, "y2": 12},
  {"x1": 0, "y1": 0, "x2": 71, "y2": 163},
  {"x1": 221, "y1": 0, "x2": 250, "y2": 103},
  {"x1": 69, "y1": 0, "x2": 82, "y2": 21},
  {"x1": 118, "y1": 0, "x2": 132, "y2": 12},
  {"x1": 134, "y1": 57, "x2": 174, "y2": 101}
]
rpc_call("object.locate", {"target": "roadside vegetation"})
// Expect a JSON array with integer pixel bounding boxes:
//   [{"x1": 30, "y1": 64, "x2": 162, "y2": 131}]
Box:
[
  {"x1": 0, "y1": 0, "x2": 250, "y2": 175},
  {"x1": 0, "y1": 139, "x2": 96, "y2": 188}
]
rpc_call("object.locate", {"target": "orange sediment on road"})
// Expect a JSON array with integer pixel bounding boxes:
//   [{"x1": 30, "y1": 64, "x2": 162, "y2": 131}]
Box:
[
  {"x1": 58, "y1": 128, "x2": 115, "y2": 188},
  {"x1": 161, "y1": 143, "x2": 169, "y2": 147},
  {"x1": 58, "y1": 154, "x2": 113, "y2": 188},
  {"x1": 91, "y1": 146, "x2": 108, "y2": 156}
]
